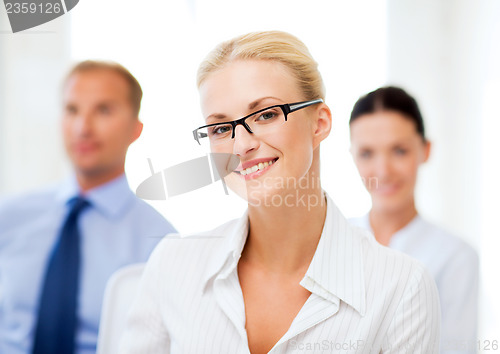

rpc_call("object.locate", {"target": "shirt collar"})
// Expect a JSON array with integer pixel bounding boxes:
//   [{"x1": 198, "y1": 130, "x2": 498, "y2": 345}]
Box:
[
  {"x1": 55, "y1": 174, "x2": 135, "y2": 218},
  {"x1": 55, "y1": 175, "x2": 80, "y2": 205},
  {"x1": 202, "y1": 193, "x2": 367, "y2": 316},
  {"x1": 357, "y1": 213, "x2": 372, "y2": 232},
  {"x1": 201, "y1": 210, "x2": 249, "y2": 287},
  {"x1": 360, "y1": 212, "x2": 422, "y2": 249},
  {"x1": 391, "y1": 213, "x2": 422, "y2": 238},
  {"x1": 302, "y1": 193, "x2": 366, "y2": 315},
  {"x1": 389, "y1": 214, "x2": 423, "y2": 248}
]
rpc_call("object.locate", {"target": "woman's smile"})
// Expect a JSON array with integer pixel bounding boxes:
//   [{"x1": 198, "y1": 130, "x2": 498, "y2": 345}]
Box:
[{"x1": 235, "y1": 157, "x2": 279, "y2": 180}]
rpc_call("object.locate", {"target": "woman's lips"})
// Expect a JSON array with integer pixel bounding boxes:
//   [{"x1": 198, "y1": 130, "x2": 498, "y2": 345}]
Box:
[
  {"x1": 373, "y1": 182, "x2": 401, "y2": 195},
  {"x1": 234, "y1": 158, "x2": 279, "y2": 180}
]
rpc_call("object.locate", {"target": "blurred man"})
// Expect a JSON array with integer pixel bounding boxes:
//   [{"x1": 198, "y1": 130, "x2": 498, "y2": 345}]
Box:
[{"x1": 0, "y1": 61, "x2": 176, "y2": 353}]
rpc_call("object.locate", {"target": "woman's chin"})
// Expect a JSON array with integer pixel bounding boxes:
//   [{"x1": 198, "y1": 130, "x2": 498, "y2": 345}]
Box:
[
  {"x1": 225, "y1": 179, "x2": 282, "y2": 205},
  {"x1": 372, "y1": 195, "x2": 413, "y2": 214}
]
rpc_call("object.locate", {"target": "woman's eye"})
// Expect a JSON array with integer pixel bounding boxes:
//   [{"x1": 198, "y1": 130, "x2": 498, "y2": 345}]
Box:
[
  {"x1": 359, "y1": 150, "x2": 372, "y2": 159},
  {"x1": 256, "y1": 110, "x2": 277, "y2": 121},
  {"x1": 211, "y1": 125, "x2": 231, "y2": 135},
  {"x1": 394, "y1": 148, "x2": 407, "y2": 155}
]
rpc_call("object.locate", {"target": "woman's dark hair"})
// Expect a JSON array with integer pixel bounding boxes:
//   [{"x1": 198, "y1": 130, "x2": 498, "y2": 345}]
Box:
[{"x1": 349, "y1": 86, "x2": 426, "y2": 140}]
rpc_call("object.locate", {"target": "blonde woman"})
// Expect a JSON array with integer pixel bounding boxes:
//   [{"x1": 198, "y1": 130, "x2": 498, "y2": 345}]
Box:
[{"x1": 120, "y1": 32, "x2": 440, "y2": 353}]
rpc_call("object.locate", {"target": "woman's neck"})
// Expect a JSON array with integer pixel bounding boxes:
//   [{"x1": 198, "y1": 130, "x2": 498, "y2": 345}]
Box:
[
  {"x1": 243, "y1": 186, "x2": 326, "y2": 274},
  {"x1": 369, "y1": 202, "x2": 417, "y2": 246}
]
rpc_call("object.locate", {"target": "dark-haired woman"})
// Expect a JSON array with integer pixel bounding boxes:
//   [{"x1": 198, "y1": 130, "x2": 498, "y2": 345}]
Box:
[{"x1": 349, "y1": 86, "x2": 478, "y2": 353}]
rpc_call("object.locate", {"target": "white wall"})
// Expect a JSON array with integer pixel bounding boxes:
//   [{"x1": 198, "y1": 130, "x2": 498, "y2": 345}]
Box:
[
  {"x1": 476, "y1": 0, "x2": 500, "y2": 342},
  {"x1": 387, "y1": 0, "x2": 480, "y2": 247},
  {"x1": 0, "y1": 11, "x2": 71, "y2": 196}
]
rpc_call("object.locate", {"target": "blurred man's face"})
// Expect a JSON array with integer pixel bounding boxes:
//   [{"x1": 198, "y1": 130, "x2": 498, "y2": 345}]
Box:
[{"x1": 62, "y1": 69, "x2": 142, "y2": 180}]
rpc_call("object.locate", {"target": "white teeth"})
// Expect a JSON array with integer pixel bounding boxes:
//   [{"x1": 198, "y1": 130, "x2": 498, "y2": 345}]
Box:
[{"x1": 239, "y1": 159, "x2": 276, "y2": 176}]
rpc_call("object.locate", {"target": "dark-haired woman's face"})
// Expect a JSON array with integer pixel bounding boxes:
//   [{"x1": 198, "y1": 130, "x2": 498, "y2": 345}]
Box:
[{"x1": 350, "y1": 110, "x2": 430, "y2": 213}]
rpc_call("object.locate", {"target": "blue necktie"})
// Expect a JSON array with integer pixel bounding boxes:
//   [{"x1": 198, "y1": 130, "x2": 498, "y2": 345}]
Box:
[{"x1": 32, "y1": 196, "x2": 89, "y2": 354}]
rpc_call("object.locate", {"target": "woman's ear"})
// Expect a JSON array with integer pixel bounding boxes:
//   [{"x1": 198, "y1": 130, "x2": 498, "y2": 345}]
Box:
[
  {"x1": 420, "y1": 139, "x2": 432, "y2": 163},
  {"x1": 422, "y1": 139, "x2": 431, "y2": 163},
  {"x1": 312, "y1": 103, "x2": 332, "y2": 149}
]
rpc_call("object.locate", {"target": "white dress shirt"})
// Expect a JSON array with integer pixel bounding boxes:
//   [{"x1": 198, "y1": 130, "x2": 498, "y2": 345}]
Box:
[
  {"x1": 120, "y1": 195, "x2": 440, "y2": 353},
  {"x1": 349, "y1": 214, "x2": 478, "y2": 354}
]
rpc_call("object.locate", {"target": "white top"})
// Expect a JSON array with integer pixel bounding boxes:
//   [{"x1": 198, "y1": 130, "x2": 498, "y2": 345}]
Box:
[
  {"x1": 120, "y1": 195, "x2": 440, "y2": 353},
  {"x1": 349, "y1": 214, "x2": 479, "y2": 354}
]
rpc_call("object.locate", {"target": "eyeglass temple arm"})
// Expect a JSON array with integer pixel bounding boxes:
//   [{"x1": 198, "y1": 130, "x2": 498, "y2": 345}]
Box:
[
  {"x1": 287, "y1": 99, "x2": 324, "y2": 113},
  {"x1": 193, "y1": 130, "x2": 208, "y2": 145},
  {"x1": 283, "y1": 99, "x2": 324, "y2": 121}
]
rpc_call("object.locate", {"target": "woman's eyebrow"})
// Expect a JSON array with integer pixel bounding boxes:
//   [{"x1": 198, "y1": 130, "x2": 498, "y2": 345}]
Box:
[
  {"x1": 206, "y1": 113, "x2": 227, "y2": 121},
  {"x1": 248, "y1": 96, "x2": 282, "y2": 111},
  {"x1": 206, "y1": 97, "x2": 283, "y2": 122}
]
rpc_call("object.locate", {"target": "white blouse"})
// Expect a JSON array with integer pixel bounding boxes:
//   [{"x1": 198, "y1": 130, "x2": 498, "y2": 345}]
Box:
[
  {"x1": 120, "y1": 195, "x2": 440, "y2": 353},
  {"x1": 349, "y1": 214, "x2": 478, "y2": 354}
]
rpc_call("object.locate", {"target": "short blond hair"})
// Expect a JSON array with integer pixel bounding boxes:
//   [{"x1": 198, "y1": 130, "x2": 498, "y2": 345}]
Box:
[
  {"x1": 197, "y1": 31, "x2": 325, "y2": 101},
  {"x1": 65, "y1": 60, "x2": 143, "y2": 118}
]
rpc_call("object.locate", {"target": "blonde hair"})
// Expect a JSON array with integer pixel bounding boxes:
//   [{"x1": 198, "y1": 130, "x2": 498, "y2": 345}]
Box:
[
  {"x1": 197, "y1": 31, "x2": 325, "y2": 101},
  {"x1": 64, "y1": 60, "x2": 143, "y2": 118}
]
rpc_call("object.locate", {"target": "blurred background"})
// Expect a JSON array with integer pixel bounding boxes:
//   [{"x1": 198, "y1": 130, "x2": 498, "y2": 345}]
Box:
[{"x1": 1, "y1": 0, "x2": 499, "y2": 346}]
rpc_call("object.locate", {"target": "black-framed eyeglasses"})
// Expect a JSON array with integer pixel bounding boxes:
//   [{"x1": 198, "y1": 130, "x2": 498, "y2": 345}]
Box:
[{"x1": 193, "y1": 98, "x2": 323, "y2": 147}]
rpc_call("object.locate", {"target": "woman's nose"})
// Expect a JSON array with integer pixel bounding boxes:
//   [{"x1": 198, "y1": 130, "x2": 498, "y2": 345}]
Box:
[
  {"x1": 232, "y1": 124, "x2": 260, "y2": 156},
  {"x1": 375, "y1": 156, "x2": 393, "y2": 178}
]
